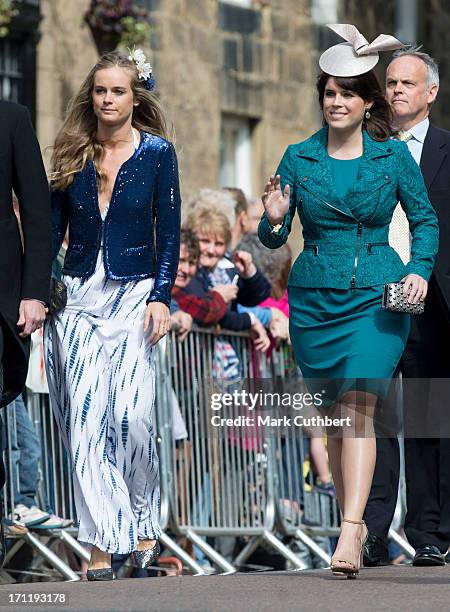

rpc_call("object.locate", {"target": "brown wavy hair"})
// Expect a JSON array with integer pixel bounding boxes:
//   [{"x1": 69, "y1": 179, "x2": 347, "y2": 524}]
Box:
[
  {"x1": 50, "y1": 51, "x2": 171, "y2": 191},
  {"x1": 317, "y1": 70, "x2": 397, "y2": 141}
]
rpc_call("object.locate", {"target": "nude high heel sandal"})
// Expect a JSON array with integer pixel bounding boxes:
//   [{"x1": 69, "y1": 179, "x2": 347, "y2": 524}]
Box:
[{"x1": 330, "y1": 518, "x2": 368, "y2": 579}]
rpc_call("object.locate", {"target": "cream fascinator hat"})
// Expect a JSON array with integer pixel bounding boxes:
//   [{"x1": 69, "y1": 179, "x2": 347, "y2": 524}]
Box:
[{"x1": 319, "y1": 24, "x2": 406, "y2": 77}]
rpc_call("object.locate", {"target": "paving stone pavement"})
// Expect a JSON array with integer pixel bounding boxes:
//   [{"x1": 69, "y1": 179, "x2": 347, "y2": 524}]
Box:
[{"x1": 0, "y1": 565, "x2": 449, "y2": 612}]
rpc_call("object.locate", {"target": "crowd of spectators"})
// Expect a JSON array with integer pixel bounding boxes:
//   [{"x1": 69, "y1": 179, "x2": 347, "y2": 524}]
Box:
[{"x1": 170, "y1": 187, "x2": 291, "y2": 352}]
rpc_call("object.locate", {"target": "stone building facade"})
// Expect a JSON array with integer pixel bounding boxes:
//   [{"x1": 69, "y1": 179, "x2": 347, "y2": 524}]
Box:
[
  {"x1": 2, "y1": 1, "x2": 449, "y2": 203},
  {"x1": 32, "y1": 0, "x2": 318, "y2": 206}
]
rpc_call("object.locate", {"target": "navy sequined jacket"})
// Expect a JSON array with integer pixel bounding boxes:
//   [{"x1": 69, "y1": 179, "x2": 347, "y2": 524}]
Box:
[{"x1": 51, "y1": 132, "x2": 181, "y2": 307}]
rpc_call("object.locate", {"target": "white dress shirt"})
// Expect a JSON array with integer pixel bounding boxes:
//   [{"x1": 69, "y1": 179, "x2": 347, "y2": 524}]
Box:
[{"x1": 406, "y1": 117, "x2": 429, "y2": 164}]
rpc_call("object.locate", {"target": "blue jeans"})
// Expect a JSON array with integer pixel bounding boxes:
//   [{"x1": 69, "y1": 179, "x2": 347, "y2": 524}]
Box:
[
  {"x1": 6, "y1": 395, "x2": 41, "y2": 508},
  {"x1": 281, "y1": 435, "x2": 309, "y2": 505}
]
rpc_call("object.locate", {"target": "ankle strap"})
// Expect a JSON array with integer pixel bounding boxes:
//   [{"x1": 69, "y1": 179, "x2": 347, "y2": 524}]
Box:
[{"x1": 342, "y1": 518, "x2": 365, "y2": 525}]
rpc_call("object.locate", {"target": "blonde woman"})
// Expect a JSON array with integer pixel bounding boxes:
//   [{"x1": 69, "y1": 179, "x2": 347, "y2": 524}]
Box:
[{"x1": 44, "y1": 51, "x2": 180, "y2": 580}]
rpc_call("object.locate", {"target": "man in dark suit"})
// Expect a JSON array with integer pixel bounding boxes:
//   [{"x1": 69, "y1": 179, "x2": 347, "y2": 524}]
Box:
[
  {"x1": 0, "y1": 100, "x2": 51, "y2": 563},
  {"x1": 364, "y1": 48, "x2": 450, "y2": 567}
]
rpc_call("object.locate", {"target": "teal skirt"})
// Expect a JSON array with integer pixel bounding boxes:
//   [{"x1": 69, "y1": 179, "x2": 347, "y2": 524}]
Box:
[{"x1": 288, "y1": 285, "x2": 410, "y2": 400}]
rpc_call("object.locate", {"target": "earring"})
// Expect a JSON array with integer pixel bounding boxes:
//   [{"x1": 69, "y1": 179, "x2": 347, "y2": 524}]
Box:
[{"x1": 365, "y1": 110, "x2": 371, "y2": 119}]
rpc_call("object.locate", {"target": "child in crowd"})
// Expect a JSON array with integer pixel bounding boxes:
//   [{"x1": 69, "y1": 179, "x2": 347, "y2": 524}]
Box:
[{"x1": 183, "y1": 207, "x2": 272, "y2": 351}]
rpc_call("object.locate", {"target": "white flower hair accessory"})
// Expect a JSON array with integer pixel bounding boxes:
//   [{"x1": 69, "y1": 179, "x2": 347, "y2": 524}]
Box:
[{"x1": 128, "y1": 47, "x2": 155, "y2": 91}]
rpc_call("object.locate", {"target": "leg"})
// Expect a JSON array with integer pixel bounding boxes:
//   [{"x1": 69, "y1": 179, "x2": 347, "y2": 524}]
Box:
[
  {"x1": 10, "y1": 395, "x2": 42, "y2": 508},
  {"x1": 363, "y1": 436, "x2": 399, "y2": 565},
  {"x1": 326, "y1": 437, "x2": 344, "y2": 513},
  {"x1": 402, "y1": 279, "x2": 450, "y2": 555},
  {"x1": 309, "y1": 437, "x2": 332, "y2": 484},
  {"x1": 0, "y1": 324, "x2": 5, "y2": 492},
  {"x1": 439, "y1": 439, "x2": 450, "y2": 548},
  {"x1": 363, "y1": 437, "x2": 400, "y2": 540},
  {"x1": 330, "y1": 391, "x2": 377, "y2": 575},
  {"x1": 364, "y1": 377, "x2": 402, "y2": 549},
  {"x1": 404, "y1": 438, "x2": 442, "y2": 549},
  {"x1": 45, "y1": 317, "x2": 138, "y2": 558},
  {"x1": 110, "y1": 325, "x2": 161, "y2": 558}
]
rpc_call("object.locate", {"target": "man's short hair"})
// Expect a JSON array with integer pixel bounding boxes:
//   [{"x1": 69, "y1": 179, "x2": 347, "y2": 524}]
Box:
[
  {"x1": 222, "y1": 187, "x2": 248, "y2": 216},
  {"x1": 180, "y1": 228, "x2": 200, "y2": 262},
  {"x1": 391, "y1": 46, "x2": 439, "y2": 89}
]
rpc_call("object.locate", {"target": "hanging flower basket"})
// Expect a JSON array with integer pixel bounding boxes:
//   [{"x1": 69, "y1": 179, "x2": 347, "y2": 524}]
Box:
[{"x1": 84, "y1": 0, "x2": 152, "y2": 54}]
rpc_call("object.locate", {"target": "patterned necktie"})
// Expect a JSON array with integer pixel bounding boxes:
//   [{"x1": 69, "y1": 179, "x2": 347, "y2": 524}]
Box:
[
  {"x1": 388, "y1": 131, "x2": 414, "y2": 263},
  {"x1": 398, "y1": 130, "x2": 413, "y2": 143}
]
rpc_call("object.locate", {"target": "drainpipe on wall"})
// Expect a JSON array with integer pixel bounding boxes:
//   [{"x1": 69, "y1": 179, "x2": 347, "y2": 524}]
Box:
[{"x1": 395, "y1": 0, "x2": 418, "y2": 44}]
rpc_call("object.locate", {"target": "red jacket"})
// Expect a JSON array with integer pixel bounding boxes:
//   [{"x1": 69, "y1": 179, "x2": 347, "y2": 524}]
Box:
[{"x1": 171, "y1": 286, "x2": 227, "y2": 325}]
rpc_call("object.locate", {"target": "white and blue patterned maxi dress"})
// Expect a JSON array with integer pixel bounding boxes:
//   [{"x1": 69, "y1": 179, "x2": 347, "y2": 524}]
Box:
[{"x1": 44, "y1": 207, "x2": 160, "y2": 554}]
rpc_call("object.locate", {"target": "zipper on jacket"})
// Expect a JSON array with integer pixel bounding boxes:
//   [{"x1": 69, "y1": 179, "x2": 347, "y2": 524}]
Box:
[
  {"x1": 352, "y1": 178, "x2": 392, "y2": 207},
  {"x1": 300, "y1": 182, "x2": 355, "y2": 220},
  {"x1": 351, "y1": 223, "x2": 363, "y2": 289}
]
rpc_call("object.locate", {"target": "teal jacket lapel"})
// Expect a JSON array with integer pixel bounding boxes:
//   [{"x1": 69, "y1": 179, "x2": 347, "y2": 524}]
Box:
[
  {"x1": 295, "y1": 127, "x2": 394, "y2": 220},
  {"x1": 295, "y1": 126, "x2": 356, "y2": 219},
  {"x1": 345, "y1": 130, "x2": 395, "y2": 206}
]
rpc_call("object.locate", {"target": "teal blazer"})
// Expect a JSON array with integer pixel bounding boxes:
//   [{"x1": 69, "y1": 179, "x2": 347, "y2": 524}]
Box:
[{"x1": 258, "y1": 127, "x2": 439, "y2": 289}]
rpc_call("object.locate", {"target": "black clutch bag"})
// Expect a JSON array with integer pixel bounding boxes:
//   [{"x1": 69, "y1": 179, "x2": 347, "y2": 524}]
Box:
[
  {"x1": 48, "y1": 278, "x2": 67, "y2": 316},
  {"x1": 381, "y1": 281, "x2": 425, "y2": 315}
]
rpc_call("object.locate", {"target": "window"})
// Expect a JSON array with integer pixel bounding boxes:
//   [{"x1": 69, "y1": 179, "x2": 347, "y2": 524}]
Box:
[
  {"x1": 221, "y1": 0, "x2": 252, "y2": 6},
  {"x1": 311, "y1": 0, "x2": 338, "y2": 24},
  {"x1": 219, "y1": 116, "x2": 252, "y2": 196},
  {"x1": 0, "y1": 39, "x2": 23, "y2": 102},
  {"x1": 311, "y1": 0, "x2": 339, "y2": 52},
  {"x1": 0, "y1": 1, "x2": 40, "y2": 123}
]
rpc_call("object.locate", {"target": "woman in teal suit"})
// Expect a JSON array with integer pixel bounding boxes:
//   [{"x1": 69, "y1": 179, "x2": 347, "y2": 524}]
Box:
[{"x1": 259, "y1": 25, "x2": 439, "y2": 579}]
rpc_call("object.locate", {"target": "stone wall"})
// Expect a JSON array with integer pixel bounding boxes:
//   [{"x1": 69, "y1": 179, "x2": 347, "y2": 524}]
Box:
[
  {"x1": 36, "y1": 0, "x2": 318, "y2": 206},
  {"x1": 139, "y1": 0, "x2": 315, "y2": 249},
  {"x1": 140, "y1": 0, "x2": 221, "y2": 199},
  {"x1": 35, "y1": 0, "x2": 450, "y2": 198},
  {"x1": 140, "y1": 0, "x2": 317, "y2": 200},
  {"x1": 37, "y1": 0, "x2": 98, "y2": 165}
]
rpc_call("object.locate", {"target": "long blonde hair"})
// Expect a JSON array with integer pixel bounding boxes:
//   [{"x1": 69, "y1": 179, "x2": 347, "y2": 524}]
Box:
[{"x1": 50, "y1": 51, "x2": 171, "y2": 191}]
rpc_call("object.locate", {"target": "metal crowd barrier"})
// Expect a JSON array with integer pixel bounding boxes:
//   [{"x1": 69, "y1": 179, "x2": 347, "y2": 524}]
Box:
[
  {"x1": 1, "y1": 327, "x2": 413, "y2": 581},
  {"x1": 154, "y1": 328, "x2": 341, "y2": 572},
  {"x1": 2, "y1": 396, "x2": 81, "y2": 581}
]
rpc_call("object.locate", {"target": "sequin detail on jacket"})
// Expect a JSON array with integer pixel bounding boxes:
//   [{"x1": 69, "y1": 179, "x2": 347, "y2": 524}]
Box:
[{"x1": 51, "y1": 132, "x2": 181, "y2": 307}]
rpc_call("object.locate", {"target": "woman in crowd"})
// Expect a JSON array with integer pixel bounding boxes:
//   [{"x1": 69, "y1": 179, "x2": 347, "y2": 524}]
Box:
[
  {"x1": 259, "y1": 24, "x2": 438, "y2": 578},
  {"x1": 45, "y1": 50, "x2": 180, "y2": 580},
  {"x1": 184, "y1": 206, "x2": 271, "y2": 350}
]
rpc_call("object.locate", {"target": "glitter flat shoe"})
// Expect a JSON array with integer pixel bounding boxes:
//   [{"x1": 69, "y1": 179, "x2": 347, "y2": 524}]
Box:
[
  {"x1": 86, "y1": 567, "x2": 115, "y2": 581},
  {"x1": 131, "y1": 541, "x2": 160, "y2": 569}
]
